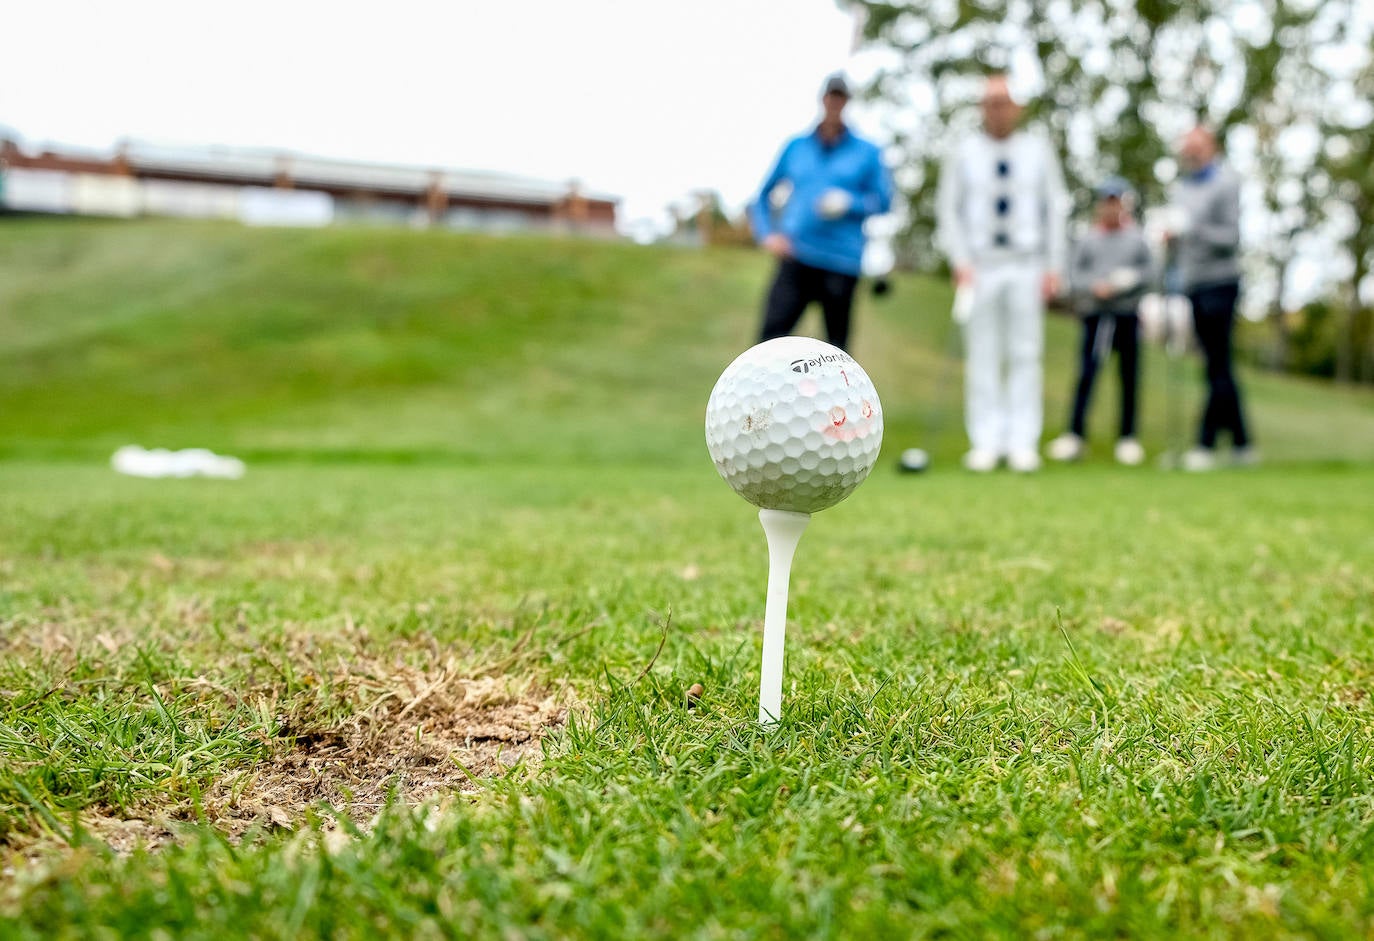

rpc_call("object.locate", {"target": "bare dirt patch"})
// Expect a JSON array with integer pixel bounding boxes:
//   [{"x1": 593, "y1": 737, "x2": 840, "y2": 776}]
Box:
[
  {"x1": 200, "y1": 665, "x2": 570, "y2": 837},
  {"x1": 2, "y1": 658, "x2": 572, "y2": 869}
]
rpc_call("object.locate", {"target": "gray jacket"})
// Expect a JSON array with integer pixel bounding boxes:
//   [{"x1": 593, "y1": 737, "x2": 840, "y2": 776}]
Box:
[
  {"x1": 1169, "y1": 162, "x2": 1241, "y2": 291},
  {"x1": 1069, "y1": 225, "x2": 1153, "y2": 316}
]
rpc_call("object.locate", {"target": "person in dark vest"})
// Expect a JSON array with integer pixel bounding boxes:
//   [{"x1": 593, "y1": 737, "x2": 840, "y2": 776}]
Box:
[{"x1": 936, "y1": 73, "x2": 1069, "y2": 473}]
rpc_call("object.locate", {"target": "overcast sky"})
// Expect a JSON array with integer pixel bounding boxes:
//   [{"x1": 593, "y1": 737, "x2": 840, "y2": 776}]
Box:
[{"x1": 5, "y1": 0, "x2": 867, "y2": 237}]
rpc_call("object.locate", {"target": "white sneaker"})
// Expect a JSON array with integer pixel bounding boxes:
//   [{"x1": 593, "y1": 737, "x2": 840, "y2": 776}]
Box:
[
  {"x1": 1182, "y1": 448, "x2": 1217, "y2": 472},
  {"x1": 962, "y1": 448, "x2": 999, "y2": 473},
  {"x1": 1007, "y1": 449, "x2": 1042, "y2": 473},
  {"x1": 1047, "y1": 433, "x2": 1085, "y2": 462},
  {"x1": 1114, "y1": 438, "x2": 1145, "y2": 466},
  {"x1": 1232, "y1": 446, "x2": 1261, "y2": 467}
]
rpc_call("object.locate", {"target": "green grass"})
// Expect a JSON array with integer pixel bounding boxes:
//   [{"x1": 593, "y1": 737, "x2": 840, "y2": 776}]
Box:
[
  {"x1": 4, "y1": 217, "x2": 1371, "y2": 467},
  {"x1": 1, "y1": 219, "x2": 1373, "y2": 938}
]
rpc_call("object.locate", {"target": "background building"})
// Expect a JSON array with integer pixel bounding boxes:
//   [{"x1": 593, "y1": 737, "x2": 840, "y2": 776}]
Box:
[{"x1": 0, "y1": 136, "x2": 619, "y2": 235}]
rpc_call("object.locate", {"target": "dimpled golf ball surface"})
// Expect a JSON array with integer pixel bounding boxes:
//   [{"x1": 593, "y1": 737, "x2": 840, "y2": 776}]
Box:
[{"x1": 705, "y1": 337, "x2": 883, "y2": 513}]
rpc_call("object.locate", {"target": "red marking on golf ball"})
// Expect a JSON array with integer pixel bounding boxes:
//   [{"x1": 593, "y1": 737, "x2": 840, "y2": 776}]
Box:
[
  {"x1": 829, "y1": 406, "x2": 847, "y2": 427},
  {"x1": 861, "y1": 400, "x2": 874, "y2": 420}
]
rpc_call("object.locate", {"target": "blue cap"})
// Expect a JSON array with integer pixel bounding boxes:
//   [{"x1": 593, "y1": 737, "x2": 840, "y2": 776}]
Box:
[{"x1": 1096, "y1": 175, "x2": 1132, "y2": 199}]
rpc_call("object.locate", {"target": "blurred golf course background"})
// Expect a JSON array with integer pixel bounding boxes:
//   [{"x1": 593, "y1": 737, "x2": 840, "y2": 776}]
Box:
[
  {"x1": 4, "y1": 218, "x2": 1373, "y2": 467},
  {"x1": 2, "y1": 218, "x2": 1373, "y2": 938}
]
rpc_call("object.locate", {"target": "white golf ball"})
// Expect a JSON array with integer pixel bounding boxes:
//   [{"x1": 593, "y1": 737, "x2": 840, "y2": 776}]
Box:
[
  {"x1": 705, "y1": 336, "x2": 883, "y2": 514},
  {"x1": 899, "y1": 448, "x2": 930, "y2": 472}
]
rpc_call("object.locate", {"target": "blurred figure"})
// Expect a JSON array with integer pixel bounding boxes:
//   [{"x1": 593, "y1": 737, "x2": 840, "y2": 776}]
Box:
[
  {"x1": 1048, "y1": 177, "x2": 1153, "y2": 466},
  {"x1": 750, "y1": 73, "x2": 894, "y2": 351},
  {"x1": 937, "y1": 73, "x2": 1068, "y2": 473},
  {"x1": 1166, "y1": 126, "x2": 1254, "y2": 470}
]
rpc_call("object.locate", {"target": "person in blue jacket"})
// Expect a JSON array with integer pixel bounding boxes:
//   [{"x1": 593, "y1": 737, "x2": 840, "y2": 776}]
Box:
[{"x1": 749, "y1": 73, "x2": 894, "y2": 351}]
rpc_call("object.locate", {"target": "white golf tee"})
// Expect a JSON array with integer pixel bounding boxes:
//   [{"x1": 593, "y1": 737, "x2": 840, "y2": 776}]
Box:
[{"x1": 757, "y1": 508, "x2": 811, "y2": 726}]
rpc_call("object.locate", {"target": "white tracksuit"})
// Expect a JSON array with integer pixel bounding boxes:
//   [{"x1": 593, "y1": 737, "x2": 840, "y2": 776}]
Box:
[{"x1": 937, "y1": 129, "x2": 1068, "y2": 457}]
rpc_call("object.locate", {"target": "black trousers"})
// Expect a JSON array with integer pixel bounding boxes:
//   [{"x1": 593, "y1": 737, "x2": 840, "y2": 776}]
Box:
[
  {"x1": 759, "y1": 258, "x2": 859, "y2": 351},
  {"x1": 1069, "y1": 312, "x2": 1140, "y2": 438},
  {"x1": 1188, "y1": 281, "x2": 1250, "y2": 449}
]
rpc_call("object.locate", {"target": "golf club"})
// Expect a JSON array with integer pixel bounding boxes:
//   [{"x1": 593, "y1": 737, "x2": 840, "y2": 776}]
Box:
[
  {"x1": 1145, "y1": 206, "x2": 1189, "y2": 469},
  {"x1": 1160, "y1": 289, "x2": 1187, "y2": 469},
  {"x1": 898, "y1": 286, "x2": 967, "y2": 473}
]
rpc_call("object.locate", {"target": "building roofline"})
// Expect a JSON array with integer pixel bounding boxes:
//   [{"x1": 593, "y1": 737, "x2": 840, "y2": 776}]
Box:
[{"x1": 2, "y1": 136, "x2": 619, "y2": 208}]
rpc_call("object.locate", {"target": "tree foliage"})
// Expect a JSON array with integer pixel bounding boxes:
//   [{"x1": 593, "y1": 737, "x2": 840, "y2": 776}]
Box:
[{"x1": 847, "y1": 0, "x2": 1374, "y2": 381}]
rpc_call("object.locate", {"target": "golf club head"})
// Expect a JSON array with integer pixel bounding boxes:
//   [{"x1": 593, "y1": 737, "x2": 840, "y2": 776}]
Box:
[{"x1": 898, "y1": 448, "x2": 930, "y2": 473}]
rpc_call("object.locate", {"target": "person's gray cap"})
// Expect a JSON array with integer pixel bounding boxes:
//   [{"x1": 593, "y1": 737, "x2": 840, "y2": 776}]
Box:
[
  {"x1": 1095, "y1": 175, "x2": 1133, "y2": 199},
  {"x1": 821, "y1": 73, "x2": 851, "y2": 98}
]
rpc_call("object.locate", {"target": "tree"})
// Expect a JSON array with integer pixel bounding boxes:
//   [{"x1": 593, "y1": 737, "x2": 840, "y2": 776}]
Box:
[
  {"x1": 1221, "y1": 0, "x2": 1327, "y2": 370},
  {"x1": 848, "y1": 0, "x2": 1226, "y2": 270},
  {"x1": 1321, "y1": 23, "x2": 1374, "y2": 383},
  {"x1": 845, "y1": 0, "x2": 1374, "y2": 384}
]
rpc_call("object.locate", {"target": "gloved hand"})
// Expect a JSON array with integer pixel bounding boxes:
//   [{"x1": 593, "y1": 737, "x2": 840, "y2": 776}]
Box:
[
  {"x1": 952, "y1": 284, "x2": 975, "y2": 324},
  {"x1": 1106, "y1": 267, "x2": 1140, "y2": 292},
  {"x1": 816, "y1": 188, "x2": 853, "y2": 220},
  {"x1": 1160, "y1": 205, "x2": 1191, "y2": 242}
]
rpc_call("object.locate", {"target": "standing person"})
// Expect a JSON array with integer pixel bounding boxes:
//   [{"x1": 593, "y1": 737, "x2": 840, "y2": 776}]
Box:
[
  {"x1": 936, "y1": 73, "x2": 1068, "y2": 473},
  {"x1": 1166, "y1": 126, "x2": 1254, "y2": 470},
  {"x1": 1047, "y1": 177, "x2": 1153, "y2": 466},
  {"x1": 750, "y1": 73, "x2": 894, "y2": 352}
]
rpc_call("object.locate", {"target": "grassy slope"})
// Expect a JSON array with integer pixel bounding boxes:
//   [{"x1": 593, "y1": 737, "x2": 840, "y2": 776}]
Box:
[
  {"x1": 1, "y1": 219, "x2": 1373, "y2": 938},
  {"x1": 2, "y1": 217, "x2": 1371, "y2": 465}
]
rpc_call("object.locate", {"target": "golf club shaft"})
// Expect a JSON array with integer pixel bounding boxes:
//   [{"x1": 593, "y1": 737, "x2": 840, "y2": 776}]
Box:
[
  {"x1": 1093, "y1": 312, "x2": 1116, "y2": 369},
  {"x1": 915, "y1": 304, "x2": 966, "y2": 460},
  {"x1": 1160, "y1": 240, "x2": 1184, "y2": 462}
]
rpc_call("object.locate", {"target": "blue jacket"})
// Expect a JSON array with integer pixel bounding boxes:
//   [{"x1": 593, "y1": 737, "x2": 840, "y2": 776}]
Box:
[{"x1": 750, "y1": 127, "x2": 893, "y2": 276}]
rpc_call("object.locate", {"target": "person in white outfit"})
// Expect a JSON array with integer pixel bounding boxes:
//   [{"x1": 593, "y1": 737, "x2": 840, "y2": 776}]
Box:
[{"x1": 936, "y1": 74, "x2": 1069, "y2": 472}]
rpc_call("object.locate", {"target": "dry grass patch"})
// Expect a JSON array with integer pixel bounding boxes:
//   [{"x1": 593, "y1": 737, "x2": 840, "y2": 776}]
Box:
[
  {"x1": 205, "y1": 666, "x2": 570, "y2": 835},
  {"x1": 1, "y1": 654, "x2": 573, "y2": 869}
]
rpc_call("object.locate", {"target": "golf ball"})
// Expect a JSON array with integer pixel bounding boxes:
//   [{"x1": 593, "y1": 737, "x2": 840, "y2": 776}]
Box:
[
  {"x1": 705, "y1": 336, "x2": 883, "y2": 513},
  {"x1": 899, "y1": 448, "x2": 930, "y2": 473}
]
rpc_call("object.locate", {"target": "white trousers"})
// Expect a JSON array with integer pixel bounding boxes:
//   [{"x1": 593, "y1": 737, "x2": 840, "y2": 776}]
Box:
[{"x1": 963, "y1": 261, "x2": 1044, "y2": 455}]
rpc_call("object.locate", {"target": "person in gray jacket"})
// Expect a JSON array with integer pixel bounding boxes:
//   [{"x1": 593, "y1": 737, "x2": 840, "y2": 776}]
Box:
[
  {"x1": 1165, "y1": 126, "x2": 1254, "y2": 470},
  {"x1": 1047, "y1": 177, "x2": 1153, "y2": 465}
]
